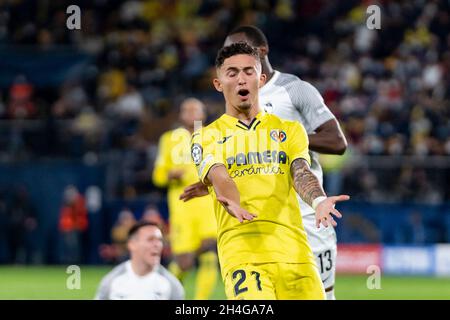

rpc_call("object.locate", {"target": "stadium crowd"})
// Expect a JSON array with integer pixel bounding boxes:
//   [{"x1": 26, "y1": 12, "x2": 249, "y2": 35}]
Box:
[
  {"x1": 0, "y1": 1, "x2": 449, "y2": 264},
  {"x1": 0, "y1": 0, "x2": 448, "y2": 202}
]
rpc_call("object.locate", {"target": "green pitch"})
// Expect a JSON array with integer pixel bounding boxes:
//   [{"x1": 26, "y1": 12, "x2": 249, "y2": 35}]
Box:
[{"x1": 0, "y1": 266, "x2": 449, "y2": 300}]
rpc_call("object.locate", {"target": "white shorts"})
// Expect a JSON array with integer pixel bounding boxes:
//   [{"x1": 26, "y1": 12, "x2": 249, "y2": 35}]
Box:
[{"x1": 302, "y1": 213, "x2": 337, "y2": 290}]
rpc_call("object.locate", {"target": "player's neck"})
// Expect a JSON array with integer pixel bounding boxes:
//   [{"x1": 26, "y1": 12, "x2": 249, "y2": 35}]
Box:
[
  {"x1": 226, "y1": 104, "x2": 261, "y2": 124},
  {"x1": 130, "y1": 259, "x2": 156, "y2": 276},
  {"x1": 182, "y1": 125, "x2": 194, "y2": 134}
]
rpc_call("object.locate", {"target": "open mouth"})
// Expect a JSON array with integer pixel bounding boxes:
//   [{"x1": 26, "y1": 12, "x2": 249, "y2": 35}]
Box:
[{"x1": 237, "y1": 89, "x2": 250, "y2": 98}]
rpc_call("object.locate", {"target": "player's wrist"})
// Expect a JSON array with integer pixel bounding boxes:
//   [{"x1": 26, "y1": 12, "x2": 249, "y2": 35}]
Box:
[{"x1": 312, "y1": 196, "x2": 327, "y2": 210}]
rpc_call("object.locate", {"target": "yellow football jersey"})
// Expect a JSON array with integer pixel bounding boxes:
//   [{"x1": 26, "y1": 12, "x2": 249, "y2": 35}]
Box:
[
  {"x1": 191, "y1": 111, "x2": 316, "y2": 279},
  {"x1": 153, "y1": 127, "x2": 216, "y2": 254},
  {"x1": 153, "y1": 127, "x2": 200, "y2": 192}
]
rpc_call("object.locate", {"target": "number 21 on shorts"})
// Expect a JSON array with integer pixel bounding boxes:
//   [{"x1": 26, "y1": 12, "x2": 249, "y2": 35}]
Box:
[{"x1": 232, "y1": 269, "x2": 262, "y2": 297}]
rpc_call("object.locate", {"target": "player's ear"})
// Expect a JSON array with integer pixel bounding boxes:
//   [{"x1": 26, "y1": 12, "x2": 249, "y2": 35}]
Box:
[
  {"x1": 258, "y1": 45, "x2": 268, "y2": 57},
  {"x1": 259, "y1": 72, "x2": 267, "y2": 88},
  {"x1": 127, "y1": 239, "x2": 135, "y2": 252},
  {"x1": 213, "y1": 78, "x2": 223, "y2": 92}
]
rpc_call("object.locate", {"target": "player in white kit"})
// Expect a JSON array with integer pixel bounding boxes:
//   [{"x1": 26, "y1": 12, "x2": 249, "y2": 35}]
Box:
[
  {"x1": 95, "y1": 221, "x2": 184, "y2": 300},
  {"x1": 181, "y1": 26, "x2": 347, "y2": 300}
]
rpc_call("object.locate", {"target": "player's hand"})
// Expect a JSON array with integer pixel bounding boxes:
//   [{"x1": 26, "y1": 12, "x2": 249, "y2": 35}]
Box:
[
  {"x1": 179, "y1": 181, "x2": 209, "y2": 201},
  {"x1": 216, "y1": 196, "x2": 257, "y2": 223},
  {"x1": 168, "y1": 169, "x2": 184, "y2": 181},
  {"x1": 315, "y1": 195, "x2": 350, "y2": 228}
]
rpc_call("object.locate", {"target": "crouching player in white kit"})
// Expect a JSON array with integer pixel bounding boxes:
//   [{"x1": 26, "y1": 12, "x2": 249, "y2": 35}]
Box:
[
  {"x1": 181, "y1": 26, "x2": 347, "y2": 300},
  {"x1": 95, "y1": 221, "x2": 184, "y2": 300}
]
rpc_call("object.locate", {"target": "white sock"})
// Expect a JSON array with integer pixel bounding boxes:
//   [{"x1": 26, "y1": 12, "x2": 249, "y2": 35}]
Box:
[{"x1": 326, "y1": 288, "x2": 336, "y2": 300}]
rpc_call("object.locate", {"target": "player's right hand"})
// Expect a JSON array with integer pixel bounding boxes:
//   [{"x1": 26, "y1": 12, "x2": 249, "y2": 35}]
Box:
[
  {"x1": 179, "y1": 181, "x2": 209, "y2": 201},
  {"x1": 216, "y1": 196, "x2": 257, "y2": 223},
  {"x1": 315, "y1": 195, "x2": 350, "y2": 228}
]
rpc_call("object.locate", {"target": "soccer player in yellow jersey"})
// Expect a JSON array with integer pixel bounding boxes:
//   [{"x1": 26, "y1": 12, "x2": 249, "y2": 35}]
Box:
[
  {"x1": 152, "y1": 98, "x2": 218, "y2": 300},
  {"x1": 190, "y1": 42, "x2": 350, "y2": 299}
]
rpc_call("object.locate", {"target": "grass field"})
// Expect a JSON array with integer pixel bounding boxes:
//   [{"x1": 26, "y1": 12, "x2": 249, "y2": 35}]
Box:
[{"x1": 0, "y1": 265, "x2": 449, "y2": 300}]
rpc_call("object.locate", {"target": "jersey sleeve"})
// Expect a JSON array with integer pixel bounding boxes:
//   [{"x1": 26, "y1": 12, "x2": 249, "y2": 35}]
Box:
[
  {"x1": 288, "y1": 78, "x2": 335, "y2": 132},
  {"x1": 94, "y1": 277, "x2": 110, "y2": 300},
  {"x1": 94, "y1": 263, "x2": 127, "y2": 300},
  {"x1": 158, "y1": 265, "x2": 185, "y2": 300},
  {"x1": 287, "y1": 121, "x2": 311, "y2": 166},
  {"x1": 152, "y1": 132, "x2": 171, "y2": 187},
  {"x1": 168, "y1": 273, "x2": 185, "y2": 300},
  {"x1": 191, "y1": 128, "x2": 226, "y2": 184}
]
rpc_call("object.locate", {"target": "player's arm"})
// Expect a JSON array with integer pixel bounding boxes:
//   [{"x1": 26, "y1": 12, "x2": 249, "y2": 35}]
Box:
[
  {"x1": 288, "y1": 121, "x2": 349, "y2": 227},
  {"x1": 291, "y1": 158, "x2": 349, "y2": 228},
  {"x1": 191, "y1": 130, "x2": 255, "y2": 222},
  {"x1": 205, "y1": 164, "x2": 256, "y2": 223},
  {"x1": 179, "y1": 181, "x2": 209, "y2": 201},
  {"x1": 292, "y1": 79, "x2": 347, "y2": 154},
  {"x1": 308, "y1": 118, "x2": 347, "y2": 155}
]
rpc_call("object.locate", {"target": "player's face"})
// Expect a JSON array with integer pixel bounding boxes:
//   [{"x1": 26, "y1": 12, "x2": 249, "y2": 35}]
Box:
[
  {"x1": 180, "y1": 100, "x2": 205, "y2": 128},
  {"x1": 130, "y1": 226, "x2": 163, "y2": 268},
  {"x1": 214, "y1": 54, "x2": 266, "y2": 112}
]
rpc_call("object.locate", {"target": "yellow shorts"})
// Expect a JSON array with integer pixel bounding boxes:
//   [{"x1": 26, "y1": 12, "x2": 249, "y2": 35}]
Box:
[
  {"x1": 224, "y1": 262, "x2": 325, "y2": 300},
  {"x1": 169, "y1": 192, "x2": 217, "y2": 255}
]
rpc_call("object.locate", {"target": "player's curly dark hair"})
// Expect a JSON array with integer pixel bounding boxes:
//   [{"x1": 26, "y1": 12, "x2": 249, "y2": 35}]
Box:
[{"x1": 215, "y1": 42, "x2": 260, "y2": 68}]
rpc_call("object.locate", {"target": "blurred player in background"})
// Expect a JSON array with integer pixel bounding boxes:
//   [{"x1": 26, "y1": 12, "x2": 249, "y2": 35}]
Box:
[
  {"x1": 182, "y1": 25, "x2": 347, "y2": 300},
  {"x1": 95, "y1": 221, "x2": 184, "y2": 300},
  {"x1": 152, "y1": 98, "x2": 218, "y2": 300},
  {"x1": 190, "y1": 42, "x2": 349, "y2": 299},
  {"x1": 98, "y1": 208, "x2": 136, "y2": 263}
]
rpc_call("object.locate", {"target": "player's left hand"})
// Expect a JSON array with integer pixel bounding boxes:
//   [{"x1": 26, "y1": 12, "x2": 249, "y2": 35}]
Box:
[
  {"x1": 216, "y1": 196, "x2": 257, "y2": 223},
  {"x1": 179, "y1": 181, "x2": 209, "y2": 202},
  {"x1": 315, "y1": 195, "x2": 350, "y2": 228}
]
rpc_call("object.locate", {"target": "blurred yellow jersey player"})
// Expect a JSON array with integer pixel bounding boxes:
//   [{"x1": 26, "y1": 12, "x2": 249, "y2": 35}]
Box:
[
  {"x1": 152, "y1": 98, "x2": 218, "y2": 300},
  {"x1": 191, "y1": 43, "x2": 349, "y2": 300}
]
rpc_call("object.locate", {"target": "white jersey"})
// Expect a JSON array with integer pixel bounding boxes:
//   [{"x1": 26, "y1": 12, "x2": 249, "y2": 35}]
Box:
[
  {"x1": 95, "y1": 260, "x2": 184, "y2": 300},
  {"x1": 259, "y1": 70, "x2": 335, "y2": 217}
]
